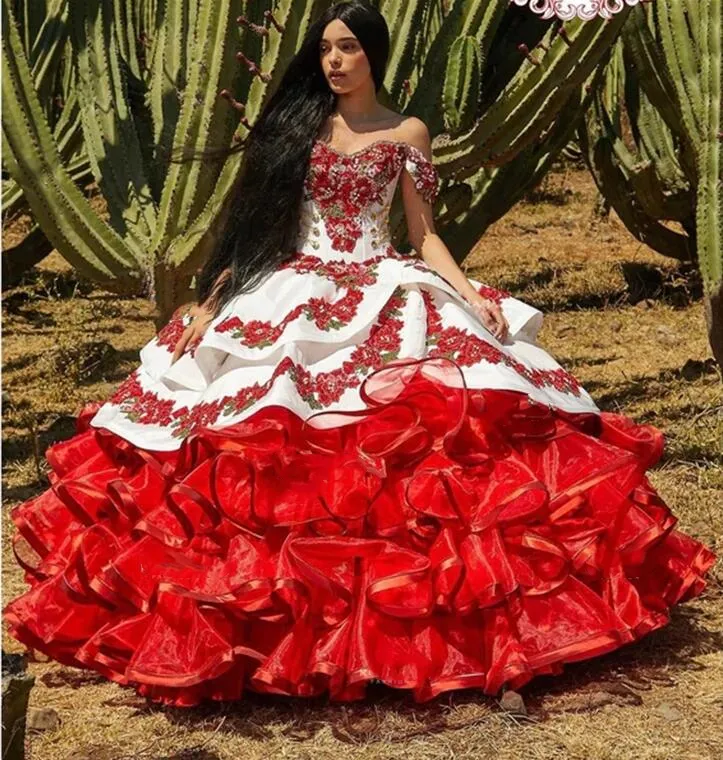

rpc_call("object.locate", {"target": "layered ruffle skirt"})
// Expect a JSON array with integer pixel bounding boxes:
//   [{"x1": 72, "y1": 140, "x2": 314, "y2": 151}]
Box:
[{"x1": 4, "y1": 355, "x2": 716, "y2": 706}]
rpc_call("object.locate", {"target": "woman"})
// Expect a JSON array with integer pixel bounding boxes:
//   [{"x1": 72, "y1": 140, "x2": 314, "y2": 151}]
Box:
[{"x1": 4, "y1": 1, "x2": 716, "y2": 706}]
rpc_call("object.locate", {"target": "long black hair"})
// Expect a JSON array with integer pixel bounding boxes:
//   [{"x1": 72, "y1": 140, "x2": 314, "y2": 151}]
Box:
[{"x1": 195, "y1": 1, "x2": 390, "y2": 316}]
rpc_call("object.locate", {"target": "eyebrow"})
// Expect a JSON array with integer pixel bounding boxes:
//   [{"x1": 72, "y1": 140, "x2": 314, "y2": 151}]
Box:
[{"x1": 320, "y1": 36, "x2": 358, "y2": 42}]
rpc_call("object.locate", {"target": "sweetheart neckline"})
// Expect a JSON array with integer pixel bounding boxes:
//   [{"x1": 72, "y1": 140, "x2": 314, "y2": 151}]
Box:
[{"x1": 313, "y1": 138, "x2": 415, "y2": 159}]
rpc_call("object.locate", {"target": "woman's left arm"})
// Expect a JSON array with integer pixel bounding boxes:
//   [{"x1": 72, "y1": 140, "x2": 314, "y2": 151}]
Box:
[{"x1": 399, "y1": 118, "x2": 509, "y2": 342}]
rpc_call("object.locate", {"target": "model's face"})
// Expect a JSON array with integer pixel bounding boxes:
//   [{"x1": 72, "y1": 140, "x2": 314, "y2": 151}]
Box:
[{"x1": 319, "y1": 19, "x2": 371, "y2": 93}]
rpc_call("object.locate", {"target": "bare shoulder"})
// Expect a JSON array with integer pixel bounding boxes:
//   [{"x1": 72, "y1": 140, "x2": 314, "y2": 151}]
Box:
[{"x1": 397, "y1": 116, "x2": 432, "y2": 155}]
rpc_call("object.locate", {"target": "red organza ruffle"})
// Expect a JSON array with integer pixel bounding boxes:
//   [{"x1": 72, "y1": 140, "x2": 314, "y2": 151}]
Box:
[{"x1": 3, "y1": 357, "x2": 716, "y2": 706}]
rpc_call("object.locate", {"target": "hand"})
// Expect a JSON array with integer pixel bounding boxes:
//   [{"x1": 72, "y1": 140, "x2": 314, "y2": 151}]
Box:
[
  {"x1": 171, "y1": 302, "x2": 215, "y2": 364},
  {"x1": 465, "y1": 292, "x2": 509, "y2": 342}
]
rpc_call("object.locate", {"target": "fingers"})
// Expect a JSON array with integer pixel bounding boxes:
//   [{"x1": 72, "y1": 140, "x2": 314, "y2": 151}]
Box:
[
  {"x1": 171, "y1": 324, "x2": 194, "y2": 364},
  {"x1": 169, "y1": 307, "x2": 216, "y2": 364},
  {"x1": 472, "y1": 300, "x2": 508, "y2": 341},
  {"x1": 488, "y1": 304, "x2": 509, "y2": 341},
  {"x1": 493, "y1": 312, "x2": 509, "y2": 341}
]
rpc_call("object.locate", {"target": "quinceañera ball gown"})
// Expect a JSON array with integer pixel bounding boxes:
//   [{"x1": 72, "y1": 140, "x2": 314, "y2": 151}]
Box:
[{"x1": 4, "y1": 138, "x2": 717, "y2": 706}]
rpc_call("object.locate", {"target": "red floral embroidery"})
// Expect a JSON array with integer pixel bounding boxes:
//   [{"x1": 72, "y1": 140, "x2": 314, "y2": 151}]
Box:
[
  {"x1": 109, "y1": 280, "x2": 582, "y2": 438},
  {"x1": 109, "y1": 370, "x2": 143, "y2": 405},
  {"x1": 403, "y1": 144, "x2": 440, "y2": 204},
  {"x1": 109, "y1": 370, "x2": 176, "y2": 426},
  {"x1": 214, "y1": 288, "x2": 365, "y2": 346},
  {"x1": 279, "y1": 254, "x2": 385, "y2": 286},
  {"x1": 305, "y1": 140, "x2": 438, "y2": 253},
  {"x1": 421, "y1": 289, "x2": 582, "y2": 396},
  {"x1": 111, "y1": 287, "x2": 409, "y2": 437},
  {"x1": 213, "y1": 251, "x2": 431, "y2": 348},
  {"x1": 156, "y1": 315, "x2": 186, "y2": 351},
  {"x1": 284, "y1": 247, "x2": 450, "y2": 288},
  {"x1": 154, "y1": 307, "x2": 203, "y2": 358},
  {"x1": 310, "y1": 289, "x2": 364, "y2": 330},
  {"x1": 476, "y1": 284, "x2": 511, "y2": 304}
]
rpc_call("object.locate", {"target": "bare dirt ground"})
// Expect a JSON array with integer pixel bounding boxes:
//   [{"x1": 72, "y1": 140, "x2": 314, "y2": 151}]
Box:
[{"x1": 2, "y1": 160, "x2": 721, "y2": 760}]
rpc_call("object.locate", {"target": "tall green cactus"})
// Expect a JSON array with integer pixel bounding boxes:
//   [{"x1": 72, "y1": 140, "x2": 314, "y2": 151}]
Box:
[
  {"x1": 1, "y1": 0, "x2": 92, "y2": 285},
  {"x1": 580, "y1": 38, "x2": 695, "y2": 262},
  {"x1": 3, "y1": 0, "x2": 631, "y2": 327},
  {"x1": 578, "y1": 1, "x2": 722, "y2": 367},
  {"x1": 430, "y1": 9, "x2": 630, "y2": 175},
  {"x1": 3, "y1": 0, "x2": 143, "y2": 286},
  {"x1": 442, "y1": 35, "x2": 482, "y2": 135},
  {"x1": 696, "y1": 0, "x2": 722, "y2": 368}
]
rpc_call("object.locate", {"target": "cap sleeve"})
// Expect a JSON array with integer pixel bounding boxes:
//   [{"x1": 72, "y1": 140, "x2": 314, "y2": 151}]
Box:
[{"x1": 403, "y1": 144, "x2": 440, "y2": 204}]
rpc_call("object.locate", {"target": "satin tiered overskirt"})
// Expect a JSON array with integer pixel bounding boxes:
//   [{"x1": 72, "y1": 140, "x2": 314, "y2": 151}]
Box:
[{"x1": 3, "y1": 357, "x2": 716, "y2": 706}]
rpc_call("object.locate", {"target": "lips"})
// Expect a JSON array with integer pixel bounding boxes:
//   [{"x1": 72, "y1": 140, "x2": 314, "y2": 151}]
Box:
[{"x1": 330, "y1": 72, "x2": 345, "y2": 81}]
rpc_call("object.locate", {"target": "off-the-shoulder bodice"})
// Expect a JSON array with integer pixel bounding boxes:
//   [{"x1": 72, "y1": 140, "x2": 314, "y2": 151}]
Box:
[{"x1": 295, "y1": 138, "x2": 440, "y2": 262}]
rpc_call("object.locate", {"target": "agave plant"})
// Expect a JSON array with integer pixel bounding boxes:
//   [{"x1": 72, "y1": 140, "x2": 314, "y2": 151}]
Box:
[
  {"x1": 578, "y1": 0, "x2": 722, "y2": 366},
  {"x1": 2, "y1": 0, "x2": 631, "y2": 326}
]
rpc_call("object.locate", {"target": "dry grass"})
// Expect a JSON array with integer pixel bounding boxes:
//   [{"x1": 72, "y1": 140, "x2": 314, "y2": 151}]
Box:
[{"x1": 2, "y1": 159, "x2": 722, "y2": 760}]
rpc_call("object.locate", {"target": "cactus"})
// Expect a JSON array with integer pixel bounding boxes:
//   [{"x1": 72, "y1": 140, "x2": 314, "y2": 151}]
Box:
[
  {"x1": 578, "y1": 1, "x2": 722, "y2": 366},
  {"x1": 695, "y1": 0, "x2": 722, "y2": 368},
  {"x1": 442, "y1": 35, "x2": 483, "y2": 135},
  {"x1": 579, "y1": 39, "x2": 695, "y2": 262},
  {"x1": 388, "y1": 2, "x2": 632, "y2": 256},
  {"x1": 2, "y1": 0, "x2": 142, "y2": 287},
  {"x1": 429, "y1": 8, "x2": 631, "y2": 176},
  {"x1": 1, "y1": 0, "x2": 91, "y2": 282},
  {"x1": 3, "y1": 0, "x2": 631, "y2": 326}
]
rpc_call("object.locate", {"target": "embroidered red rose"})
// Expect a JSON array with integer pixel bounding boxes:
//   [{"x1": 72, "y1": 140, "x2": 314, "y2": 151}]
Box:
[
  {"x1": 303, "y1": 141, "x2": 436, "y2": 254},
  {"x1": 421, "y1": 289, "x2": 582, "y2": 396}
]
